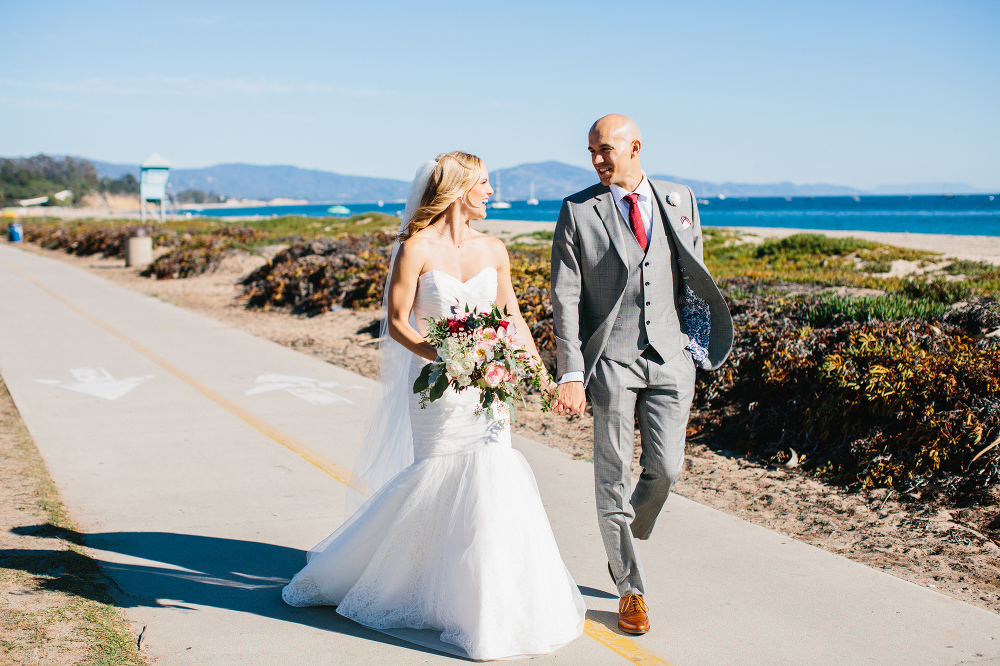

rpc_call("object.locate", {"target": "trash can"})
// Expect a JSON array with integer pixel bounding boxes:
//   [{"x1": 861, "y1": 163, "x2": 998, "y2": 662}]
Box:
[
  {"x1": 126, "y1": 227, "x2": 153, "y2": 267},
  {"x1": 7, "y1": 223, "x2": 23, "y2": 242}
]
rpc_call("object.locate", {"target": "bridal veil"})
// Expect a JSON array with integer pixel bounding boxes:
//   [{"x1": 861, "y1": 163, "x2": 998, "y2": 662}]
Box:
[{"x1": 344, "y1": 159, "x2": 437, "y2": 518}]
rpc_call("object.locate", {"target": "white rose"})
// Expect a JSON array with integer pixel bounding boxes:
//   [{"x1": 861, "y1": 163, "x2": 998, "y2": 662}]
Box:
[
  {"x1": 666, "y1": 191, "x2": 681, "y2": 207},
  {"x1": 460, "y1": 359, "x2": 475, "y2": 375},
  {"x1": 446, "y1": 361, "x2": 463, "y2": 378}
]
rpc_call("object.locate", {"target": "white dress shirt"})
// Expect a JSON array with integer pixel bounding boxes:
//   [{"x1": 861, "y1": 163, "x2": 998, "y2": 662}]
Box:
[
  {"x1": 610, "y1": 172, "x2": 653, "y2": 242},
  {"x1": 558, "y1": 172, "x2": 652, "y2": 386}
]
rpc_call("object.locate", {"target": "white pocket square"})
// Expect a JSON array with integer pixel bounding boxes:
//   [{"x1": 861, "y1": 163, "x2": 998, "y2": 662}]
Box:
[{"x1": 680, "y1": 215, "x2": 692, "y2": 229}]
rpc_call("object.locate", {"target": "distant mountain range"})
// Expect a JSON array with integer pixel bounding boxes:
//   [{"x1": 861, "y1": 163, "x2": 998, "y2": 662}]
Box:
[
  {"x1": 91, "y1": 160, "x2": 410, "y2": 202},
  {"x1": 89, "y1": 158, "x2": 990, "y2": 202}
]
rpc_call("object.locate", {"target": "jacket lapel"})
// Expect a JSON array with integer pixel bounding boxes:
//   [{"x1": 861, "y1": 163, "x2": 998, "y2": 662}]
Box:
[
  {"x1": 649, "y1": 181, "x2": 688, "y2": 254},
  {"x1": 594, "y1": 189, "x2": 629, "y2": 269}
]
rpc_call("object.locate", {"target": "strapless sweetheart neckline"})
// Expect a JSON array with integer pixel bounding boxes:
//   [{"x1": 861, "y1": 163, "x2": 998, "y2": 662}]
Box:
[{"x1": 418, "y1": 266, "x2": 496, "y2": 285}]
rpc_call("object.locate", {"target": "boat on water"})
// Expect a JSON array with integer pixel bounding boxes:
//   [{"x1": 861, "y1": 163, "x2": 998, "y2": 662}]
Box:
[
  {"x1": 490, "y1": 174, "x2": 512, "y2": 209},
  {"x1": 327, "y1": 205, "x2": 351, "y2": 215},
  {"x1": 526, "y1": 181, "x2": 539, "y2": 206},
  {"x1": 717, "y1": 193, "x2": 726, "y2": 200}
]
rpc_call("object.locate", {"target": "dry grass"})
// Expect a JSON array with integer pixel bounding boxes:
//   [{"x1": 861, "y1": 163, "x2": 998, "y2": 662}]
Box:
[{"x1": 0, "y1": 377, "x2": 145, "y2": 666}]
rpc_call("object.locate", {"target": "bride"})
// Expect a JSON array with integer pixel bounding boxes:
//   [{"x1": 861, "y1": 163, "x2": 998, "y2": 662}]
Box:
[{"x1": 282, "y1": 152, "x2": 587, "y2": 660}]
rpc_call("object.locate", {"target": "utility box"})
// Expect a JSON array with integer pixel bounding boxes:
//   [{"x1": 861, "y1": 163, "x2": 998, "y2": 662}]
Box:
[{"x1": 126, "y1": 227, "x2": 153, "y2": 267}]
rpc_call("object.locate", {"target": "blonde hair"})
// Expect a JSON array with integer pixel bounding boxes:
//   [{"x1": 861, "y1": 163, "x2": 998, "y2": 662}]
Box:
[{"x1": 398, "y1": 151, "x2": 483, "y2": 241}]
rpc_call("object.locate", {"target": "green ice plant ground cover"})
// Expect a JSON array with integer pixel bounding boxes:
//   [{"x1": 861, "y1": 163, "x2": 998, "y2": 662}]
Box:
[{"x1": 17, "y1": 219, "x2": 1000, "y2": 501}]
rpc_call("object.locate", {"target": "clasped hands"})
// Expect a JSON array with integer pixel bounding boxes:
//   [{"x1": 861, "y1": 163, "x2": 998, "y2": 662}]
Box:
[
  {"x1": 550, "y1": 380, "x2": 586, "y2": 417},
  {"x1": 516, "y1": 352, "x2": 584, "y2": 417}
]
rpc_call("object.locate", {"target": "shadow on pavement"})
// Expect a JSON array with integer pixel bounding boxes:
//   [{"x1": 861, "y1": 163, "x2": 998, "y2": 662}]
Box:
[
  {"x1": 578, "y1": 585, "x2": 617, "y2": 599},
  {"x1": 585, "y1": 610, "x2": 625, "y2": 634},
  {"x1": 8, "y1": 524, "x2": 456, "y2": 660}
]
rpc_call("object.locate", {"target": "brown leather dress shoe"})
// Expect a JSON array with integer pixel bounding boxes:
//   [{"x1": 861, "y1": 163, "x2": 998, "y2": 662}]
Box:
[{"x1": 618, "y1": 593, "x2": 650, "y2": 634}]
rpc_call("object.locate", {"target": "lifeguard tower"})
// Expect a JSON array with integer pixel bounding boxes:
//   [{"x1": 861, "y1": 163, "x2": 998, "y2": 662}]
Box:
[{"x1": 140, "y1": 154, "x2": 174, "y2": 224}]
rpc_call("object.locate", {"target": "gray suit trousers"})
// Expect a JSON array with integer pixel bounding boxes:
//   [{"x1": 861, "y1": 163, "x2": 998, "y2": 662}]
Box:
[{"x1": 588, "y1": 347, "x2": 696, "y2": 596}]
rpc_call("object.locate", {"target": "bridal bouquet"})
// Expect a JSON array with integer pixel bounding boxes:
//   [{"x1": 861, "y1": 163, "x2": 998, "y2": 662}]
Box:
[{"x1": 413, "y1": 303, "x2": 555, "y2": 421}]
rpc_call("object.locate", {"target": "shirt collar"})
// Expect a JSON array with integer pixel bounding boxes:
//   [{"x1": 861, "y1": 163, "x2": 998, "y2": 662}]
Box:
[{"x1": 610, "y1": 171, "x2": 651, "y2": 205}]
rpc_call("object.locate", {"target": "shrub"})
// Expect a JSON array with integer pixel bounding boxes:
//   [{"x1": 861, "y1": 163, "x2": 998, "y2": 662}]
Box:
[
  {"x1": 755, "y1": 234, "x2": 877, "y2": 258},
  {"x1": 695, "y1": 291, "x2": 1000, "y2": 498},
  {"x1": 806, "y1": 294, "x2": 949, "y2": 326},
  {"x1": 241, "y1": 233, "x2": 394, "y2": 314},
  {"x1": 22, "y1": 222, "x2": 174, "y2": 258},
  {"x1": 901, "y1": 278, "x2": 973, "y2": 303},
  {"x1": 142, "y1": 226, "x2": 266, "y2": 279},
  {"x1": 945, "y1": 260, "x2": 997, "y2": 276}
]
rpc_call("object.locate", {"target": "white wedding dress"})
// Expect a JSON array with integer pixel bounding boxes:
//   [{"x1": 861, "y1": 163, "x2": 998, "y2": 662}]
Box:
[{"x1": 282, "y1": 267, "x2": 586, "y2": 661}]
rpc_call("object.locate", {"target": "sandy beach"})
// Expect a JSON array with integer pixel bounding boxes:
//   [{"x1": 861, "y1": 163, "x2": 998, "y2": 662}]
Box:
[{"x1": 473, "y1": 219, "x2": 1000, "y2": 263}]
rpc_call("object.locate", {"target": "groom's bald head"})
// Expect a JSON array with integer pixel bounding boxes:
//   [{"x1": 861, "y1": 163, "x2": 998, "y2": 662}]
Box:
[
  {"x1": 589, "y1": 114, "x2": 642, "y2": 145},
  {"x1": 588, "y1": 114, "x2": 643, "y2": 190}
]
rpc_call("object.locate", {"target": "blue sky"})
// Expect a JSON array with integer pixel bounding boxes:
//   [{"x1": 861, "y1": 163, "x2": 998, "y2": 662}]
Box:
[{"x1": 2, "y1": 0, "x2": 998, "y2": 189}]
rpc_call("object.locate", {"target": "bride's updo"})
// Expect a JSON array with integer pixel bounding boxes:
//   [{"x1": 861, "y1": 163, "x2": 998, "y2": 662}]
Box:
[{"x1": 398, "y1": 151, "x2": 483, "y2": 241}]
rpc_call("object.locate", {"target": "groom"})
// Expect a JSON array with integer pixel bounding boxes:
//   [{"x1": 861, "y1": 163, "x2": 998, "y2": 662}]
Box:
[{"x1": 551, "y1": 115, "x2": 733, "y2": 634}]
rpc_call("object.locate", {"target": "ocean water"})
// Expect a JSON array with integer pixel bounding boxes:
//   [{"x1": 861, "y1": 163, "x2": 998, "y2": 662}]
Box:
[{"x1": 191, "y1": 194, "x2": 1000, "y2": 237}]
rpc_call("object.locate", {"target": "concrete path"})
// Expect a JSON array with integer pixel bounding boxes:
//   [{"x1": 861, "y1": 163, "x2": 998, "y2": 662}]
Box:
[{"x1": 0, "y1": 240, "x2": 998, "y2": 666}]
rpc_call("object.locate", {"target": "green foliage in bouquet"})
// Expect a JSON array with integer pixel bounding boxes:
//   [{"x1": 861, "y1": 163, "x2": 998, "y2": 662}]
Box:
[{"x1": 413, "y1": 303, "x2": 555, "y2": 423}]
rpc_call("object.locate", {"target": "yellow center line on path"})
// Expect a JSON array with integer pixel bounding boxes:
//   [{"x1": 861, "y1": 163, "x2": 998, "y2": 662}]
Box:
[
  {"x1": 1, "y1": 252, "x2": 679, "y2": 666},
  {"x1": 0, "y1": 256, "x2": 352, "y2": 486},
  {"x1": 584, "y1": 615, "x2": 677, "y2": 666}
]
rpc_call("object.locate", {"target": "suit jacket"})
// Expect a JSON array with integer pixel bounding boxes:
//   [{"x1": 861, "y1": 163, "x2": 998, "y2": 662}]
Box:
[{"x1": 550, "y1": 178, "x2": 734, "y2": 384}]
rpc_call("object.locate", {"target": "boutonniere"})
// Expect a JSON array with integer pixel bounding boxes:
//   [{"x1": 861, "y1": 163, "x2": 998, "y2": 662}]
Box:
[{"x1": 666, "y1": 192, "x2": 681, "y2": 207}]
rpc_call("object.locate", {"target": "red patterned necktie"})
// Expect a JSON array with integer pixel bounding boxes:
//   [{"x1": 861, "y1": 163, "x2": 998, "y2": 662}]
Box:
[{"x1": 623, "y1": 193, "x2": 648, "y2": 251}]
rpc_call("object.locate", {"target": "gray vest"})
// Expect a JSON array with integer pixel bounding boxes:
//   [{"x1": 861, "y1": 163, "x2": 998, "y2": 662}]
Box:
[{"x1": 601, "y1": 198, "x2": 688, "y2": 365}]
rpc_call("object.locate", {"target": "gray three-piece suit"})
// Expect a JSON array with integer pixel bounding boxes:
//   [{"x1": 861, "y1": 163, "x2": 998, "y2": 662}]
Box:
[{"x1": 551, "y1": 178, "x2": 734, "y2": 596}]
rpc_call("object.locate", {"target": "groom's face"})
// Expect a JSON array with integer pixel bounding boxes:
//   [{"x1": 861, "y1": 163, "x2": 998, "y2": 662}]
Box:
[{"x1": 588, "y1": 129, "x2": 638, "y2": 188}]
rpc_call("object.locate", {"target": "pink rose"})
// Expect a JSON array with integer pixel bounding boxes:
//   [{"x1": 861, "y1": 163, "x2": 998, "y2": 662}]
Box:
[
  {"x1": 483, "y1": 362, "x2": 506, "y2": 388},
  {"x1": 480, "y1": 327, "x2": 498, "y2": 345}
]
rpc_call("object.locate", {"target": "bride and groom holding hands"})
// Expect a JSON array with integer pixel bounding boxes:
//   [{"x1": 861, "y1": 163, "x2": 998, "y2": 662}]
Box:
[{"x1": 282, "y1": 114, "x2": 733, "y2": 660}]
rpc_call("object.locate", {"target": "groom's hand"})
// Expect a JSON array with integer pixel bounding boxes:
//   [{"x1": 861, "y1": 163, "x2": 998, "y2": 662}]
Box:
[{"x1": 555, "y1": 381, "x2": 586, "y2": 417}]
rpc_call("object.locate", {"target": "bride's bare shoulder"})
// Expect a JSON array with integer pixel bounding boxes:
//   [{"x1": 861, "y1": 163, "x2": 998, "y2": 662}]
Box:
[
  {"x1": 475, "y1": 231, "x2": 505, "y2": 251},
  {"x1": 395, "y1": 234, "x2": 433, "y2": 274},
  {"x1": 480, "y1": 234, "x2": 512, "y2": 269}
]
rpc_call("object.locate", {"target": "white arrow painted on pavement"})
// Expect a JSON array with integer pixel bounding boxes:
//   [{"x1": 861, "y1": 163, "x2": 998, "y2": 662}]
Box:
[
  {"x1": 245, "y1": 373, "x2": 365, "y2": 406},
  {"x1": 38, "y1": 367, "x2": 154, "y2": 401}
]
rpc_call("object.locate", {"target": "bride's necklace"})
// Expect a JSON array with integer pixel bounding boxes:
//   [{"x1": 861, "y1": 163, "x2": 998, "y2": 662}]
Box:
[{"x1": 438, "y1": 226, "x2": 470, "y2": 249}]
